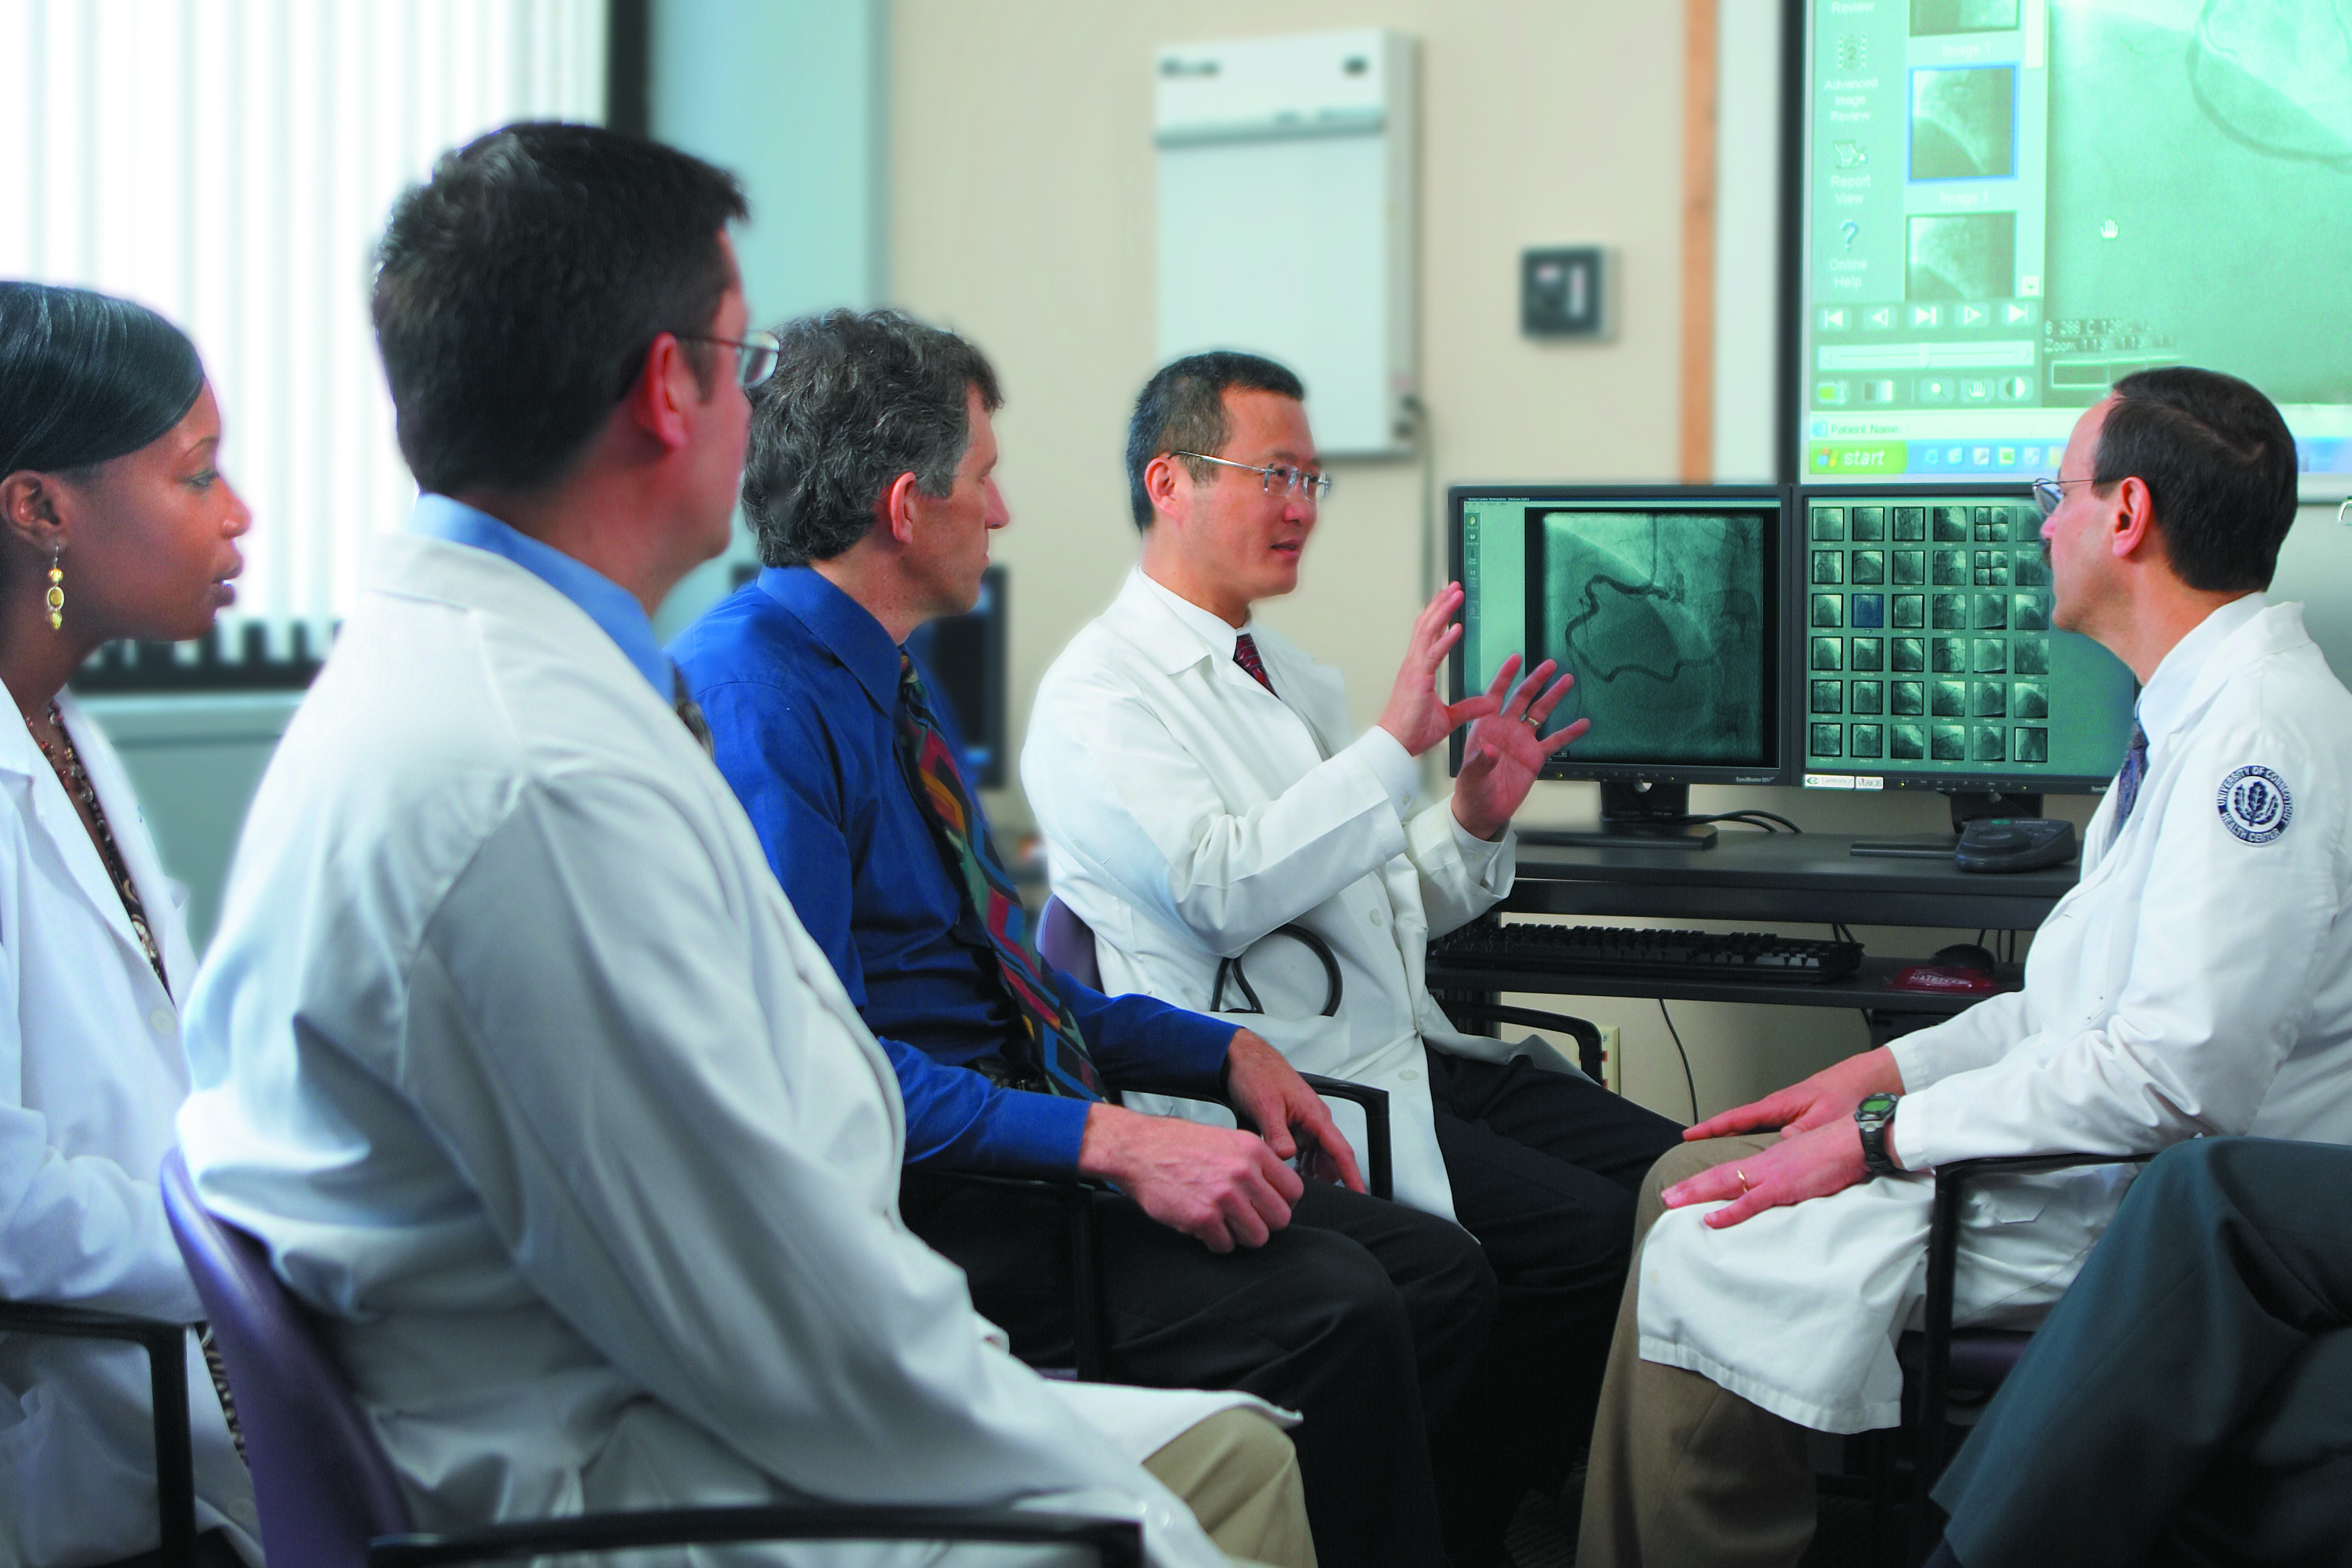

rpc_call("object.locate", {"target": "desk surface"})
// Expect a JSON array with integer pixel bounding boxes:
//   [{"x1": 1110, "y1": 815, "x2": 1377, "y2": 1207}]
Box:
[
  {"x1": 1504, "y1": 830, "x2": 2078, "y2": 931},
  {"x1": 1428, "y1": 954, "x2": 2018, "y2": 1014}
]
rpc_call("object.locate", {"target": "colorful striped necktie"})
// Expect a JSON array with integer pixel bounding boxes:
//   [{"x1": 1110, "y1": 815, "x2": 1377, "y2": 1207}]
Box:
[
  {"x1": 896, "y1": 653, "x2": 1102, "y2": 1101},
  {"x1": 2113, "y1": 720, "x2": 2150, "y2": 828},
  {"x1": 1233, "y1": 633, "x2": 1276, "y2": 695}
]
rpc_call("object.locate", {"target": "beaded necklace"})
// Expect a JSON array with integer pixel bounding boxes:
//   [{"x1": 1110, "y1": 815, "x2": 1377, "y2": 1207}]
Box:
[{"x1": 25, "y1": 701, "x2": 167, "y2": 987}]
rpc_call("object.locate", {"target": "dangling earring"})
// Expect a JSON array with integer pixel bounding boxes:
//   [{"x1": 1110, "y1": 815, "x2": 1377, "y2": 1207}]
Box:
[{"x1": 45, "y1": 545, "x2": 63, "y2": 631}]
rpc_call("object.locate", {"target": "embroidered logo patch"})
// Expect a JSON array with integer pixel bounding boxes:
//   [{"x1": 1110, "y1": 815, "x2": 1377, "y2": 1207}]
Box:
[{"x1": 2217, "y1": 765, "x2": 2292, "y2": 844}]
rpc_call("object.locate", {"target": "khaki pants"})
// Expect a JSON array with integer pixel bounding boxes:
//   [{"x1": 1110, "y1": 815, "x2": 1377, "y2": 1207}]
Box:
[
  {"x1": 1144, "y1": 1409, "x2": 1318, "y2": 1568},
  {"x1": 1575, "y1": 1136, "x2": 1817, "y2": 1568}
]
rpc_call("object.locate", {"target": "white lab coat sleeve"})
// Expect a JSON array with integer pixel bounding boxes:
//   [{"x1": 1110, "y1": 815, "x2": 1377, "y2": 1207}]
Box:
[
  {"x1": 405, "y1": 771, "x2": 1226, "y2": 1567},
  {"x1": 1026, "y1": 670, "x2": 1417, "y2": 956},
  {"x1": 1885, "y1": 988, "x2": 2042, "y2": 1094},
  {"x1": 1406, "y1": 804, "x2": 1515, "y2": 941},
  {"x1": 0, "y1": 832, "x2": 197, "y2": 1323},
  {"x1": 1897, "y1": 714, "x2": 2347, "y2": 1170}
]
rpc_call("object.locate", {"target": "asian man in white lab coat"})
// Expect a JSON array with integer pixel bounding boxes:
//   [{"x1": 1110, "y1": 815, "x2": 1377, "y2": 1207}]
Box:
[
  {"x1": 1022, "y1": 352, "x2": 1687, "y2": 1561},
  {"x1": 1574, "y1": 367, "x2": 2352, "y2": 1568},
  {"x1": 175, "y1": 124, "x2": 1313, "y2": 1568}
]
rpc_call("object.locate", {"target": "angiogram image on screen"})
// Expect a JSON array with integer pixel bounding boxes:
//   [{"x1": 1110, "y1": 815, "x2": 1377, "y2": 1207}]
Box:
[
  {"x1": 1524, "y1": 511, "x2": 1772, "y2": 767},
  {"x1": 1910, "y1": 66, "x2": 2015, "y2": 178}
]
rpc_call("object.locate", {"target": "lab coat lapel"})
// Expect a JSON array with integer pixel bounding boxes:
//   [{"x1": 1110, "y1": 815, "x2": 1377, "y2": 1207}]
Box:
[
  {"x1": 1112, "y1": 572, "x2": 1331, "y2": 784},
  {"x1": 56, "y1": 691, "x2": 196, "y2": 996},
  {"x1": 0, "y1": 702, "x2": 169, "y2": 994}
]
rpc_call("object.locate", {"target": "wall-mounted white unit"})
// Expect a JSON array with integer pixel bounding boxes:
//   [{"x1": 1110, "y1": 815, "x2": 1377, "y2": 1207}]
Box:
[{"x1": 1155, "y1": 29, "x2": 1417, "y2": 459}]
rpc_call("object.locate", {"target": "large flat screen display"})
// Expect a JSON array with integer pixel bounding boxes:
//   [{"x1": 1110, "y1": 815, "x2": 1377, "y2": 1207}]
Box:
[{"x1": 1797, "y1": 0, "x2": 2352, "y2": 490}]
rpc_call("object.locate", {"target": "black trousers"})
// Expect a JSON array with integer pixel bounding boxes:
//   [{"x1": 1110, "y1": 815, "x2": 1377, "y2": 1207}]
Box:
[
  {"x1": 1421, "y1": 1049, "x2": 1687, "y2": 1562},
  {"x1": 1933, "y1": 1137, "x2": 2352, "y2": 1568},
  {"x1": 901, "y1": 1168, "x2": 1497, "y2": 1568}
]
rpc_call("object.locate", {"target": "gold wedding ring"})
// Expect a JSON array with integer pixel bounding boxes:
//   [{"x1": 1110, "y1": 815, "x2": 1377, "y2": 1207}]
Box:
[{"x1": 1736, "y1": 1169, "x2": 1752, "y2": 1193}]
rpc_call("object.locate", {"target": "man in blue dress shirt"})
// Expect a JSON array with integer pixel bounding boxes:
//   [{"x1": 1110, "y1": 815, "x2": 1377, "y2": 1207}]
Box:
[{"x1": 672, "y1": 309, "x2": 1505, "y2": 1568}]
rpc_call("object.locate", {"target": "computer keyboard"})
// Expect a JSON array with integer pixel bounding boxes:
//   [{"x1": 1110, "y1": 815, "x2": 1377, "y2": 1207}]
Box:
[{"x1": 1428, "y1": 922, "x2": 1864, "y2": 984}]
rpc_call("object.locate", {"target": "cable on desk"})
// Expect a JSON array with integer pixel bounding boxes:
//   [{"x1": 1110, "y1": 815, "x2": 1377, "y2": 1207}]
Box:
[{"x1": 1657, "y1": 999, "x2": 1699, "y2": 1124}]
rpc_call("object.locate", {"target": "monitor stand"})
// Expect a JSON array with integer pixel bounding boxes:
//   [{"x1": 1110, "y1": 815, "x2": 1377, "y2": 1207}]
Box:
[
  {"x1": 1850, "y1": 790, "x2": 2045, "y2": 858},
  {"x1": 1519, "y1": 782, "x2": 1718, "y2": 851}
]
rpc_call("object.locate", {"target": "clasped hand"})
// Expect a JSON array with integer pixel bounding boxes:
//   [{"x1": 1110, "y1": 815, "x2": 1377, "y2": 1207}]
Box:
[
  {"x1": 1077, "y1": 1030, "x2": 1365, "y2": 1254},
  {"x1": 1661, "y1": 1047, "x2": 1905, "y2": 1229}
]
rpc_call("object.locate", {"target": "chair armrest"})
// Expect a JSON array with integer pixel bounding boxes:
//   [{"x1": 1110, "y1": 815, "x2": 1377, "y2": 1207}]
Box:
[
  {"x1": 1117, "y1": 1077, "x2": 1395, "y2": 1203},
  {"x1": 371, "y1": 1501, "x2": 1143, "y2": 1568},
  {"x1": 0, "y1": 1302, "x2": 198, "y2": 1568},
  {"x1": 1295, "y1": 1075, "x2": 1393, "y2": 1202},
  {"x1": 1424, "y1": 999, "x2": 1605, "y2": 1080},
  {"x1": 1916, "y1": 1150, "x2": 2159, "y2": 1456}
]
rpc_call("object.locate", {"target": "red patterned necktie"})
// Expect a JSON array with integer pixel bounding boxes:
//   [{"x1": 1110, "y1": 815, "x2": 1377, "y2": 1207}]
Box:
[
  {"x1": 1234, "y1": 633, "x2": 1276, "y2": 695},
  {"x1": 896, "y1": 653, "x2": 1102, "y2": 1100}
]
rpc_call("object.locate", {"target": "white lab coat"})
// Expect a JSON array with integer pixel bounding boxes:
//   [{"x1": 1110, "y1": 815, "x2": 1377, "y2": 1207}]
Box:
[
  {"x1": 1022, "y1": 569, "x2": 1529, "y2": 1222},
  {"x1": 1638, "y1": 597, "x2": 2352, "y2": 1433},
  {"x1": 177, "y1": 535, "x2": 1266, "y2": 1568},
  {"x1": 0, "y1": 691, "x2": 257, "y2": 1567}
]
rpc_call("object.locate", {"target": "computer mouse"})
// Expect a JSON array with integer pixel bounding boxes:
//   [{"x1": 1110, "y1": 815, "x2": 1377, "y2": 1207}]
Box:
[{"x1": 1930, "y1": 942, "x2": 1998, "y2": 976}]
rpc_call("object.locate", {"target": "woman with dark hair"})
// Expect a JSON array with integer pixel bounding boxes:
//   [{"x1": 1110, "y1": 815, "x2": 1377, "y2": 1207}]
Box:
[{"x1": 0, "y1": 283, "x2": 257, "y2": 1566}]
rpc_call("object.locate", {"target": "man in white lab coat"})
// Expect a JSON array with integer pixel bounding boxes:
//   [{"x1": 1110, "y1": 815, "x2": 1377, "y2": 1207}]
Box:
[
  {"x1": 1572, "y1": 367, "x2": 2352, "y2": 1567},
  {"x1": 1022, "y1": 352, "x2": 1686, "y2": 1560},
  {"x1": 175, "y1": 124, "x2": 1312, "y2": 1568}
]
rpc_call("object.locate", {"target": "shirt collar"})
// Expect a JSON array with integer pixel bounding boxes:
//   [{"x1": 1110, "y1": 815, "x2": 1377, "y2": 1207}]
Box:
[
  {"x1": 2135, "y1": 591, "x2": 2269, "y2": 744},
  {"x1": 409, "y1": 494, "x2": 673, "y2": 698},
  {"x1": 758, "y1": 565, "x2": 906, "y2": 714},
  {"x1": 1134, "y1": 567, "x2": 1259, "y2": 663}
]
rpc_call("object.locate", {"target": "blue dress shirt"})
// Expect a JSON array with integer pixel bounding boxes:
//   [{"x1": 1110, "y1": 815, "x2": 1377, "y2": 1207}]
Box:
[
  {"x1": 671, "y1": 565, "x2": 1234, "y2": 1178},
  {"x1": 409, "y1": 494, "x2": 673, "y2": 697}
]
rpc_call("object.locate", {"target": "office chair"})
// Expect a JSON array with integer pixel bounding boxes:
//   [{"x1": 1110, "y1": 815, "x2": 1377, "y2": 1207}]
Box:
[
  {"x1": 158, "y1": 1151, "x2": 1144, "y2": 1568},
  {"x1": 1883, "y1": 1149, "x2": 2156, "y2": 1563},
  {"x1": 1037, "y1": 895, "x2": 1392, "y2": 1199},
  {"x1": 0, "y1": 1300, "x2": 199, "y2": 1568}
]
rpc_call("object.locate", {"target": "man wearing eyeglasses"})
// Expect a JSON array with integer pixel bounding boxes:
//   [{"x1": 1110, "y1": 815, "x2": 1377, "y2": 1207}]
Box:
[
  {"x1": 1557, "y1": 367, "x2": 2352, "y2": 1568},
  {"x1": 1021, "y1": 351, "x2": 1688, "y2": 1566},
  {"x1": 673, "y1": 311, "x2": 1509, "y2": 1568}
]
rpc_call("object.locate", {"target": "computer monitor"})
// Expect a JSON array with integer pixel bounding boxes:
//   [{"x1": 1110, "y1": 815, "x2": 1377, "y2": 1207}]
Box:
[
  {"x1": 1792, "y1": 0, "x2": 2352, "y2": 493},
  {"x1": 1793, "y1": 484, "x2": 2134, "y2": 803},
  {"x1": 1450, "y1": 485, "x2": 1790, "y2": 841}
]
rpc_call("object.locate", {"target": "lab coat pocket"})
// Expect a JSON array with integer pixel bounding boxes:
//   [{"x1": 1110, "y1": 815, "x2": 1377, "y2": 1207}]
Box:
[{"x1": 1962, "y1": 1173, "x2": 2051, "y2": 1225}]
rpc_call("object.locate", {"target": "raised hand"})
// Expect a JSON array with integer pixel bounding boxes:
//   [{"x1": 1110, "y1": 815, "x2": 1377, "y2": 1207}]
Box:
[
  {"x1": 1376, "y1": 582, "x2": 1503, "y2": 758},
  {"x1": 1452, "y1": 657, "x2": 1589, "y2": 840},
  {"x1": 1681, "y1": 1046, "x2": 1905, "y2": 1145}
]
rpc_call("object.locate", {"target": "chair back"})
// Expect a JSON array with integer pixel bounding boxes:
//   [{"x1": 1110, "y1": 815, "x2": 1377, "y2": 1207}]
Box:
[
  {"x1": 160, "y1": 1149, "x2": 413, "y2": 1566},
  {"x1": 1037, "y1": 896, "x2": 1102, "y2": 991}
]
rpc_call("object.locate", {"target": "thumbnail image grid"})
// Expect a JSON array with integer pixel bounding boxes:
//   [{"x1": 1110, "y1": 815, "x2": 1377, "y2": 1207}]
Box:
[{"x1": 1803, "y1": 500, "x2": 2055, "y2": 771}]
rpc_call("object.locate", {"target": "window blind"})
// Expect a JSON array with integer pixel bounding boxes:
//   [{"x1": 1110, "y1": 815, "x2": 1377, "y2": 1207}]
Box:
[{"x1": 0, "y1": 0, "x2": 606, "y2": 679}]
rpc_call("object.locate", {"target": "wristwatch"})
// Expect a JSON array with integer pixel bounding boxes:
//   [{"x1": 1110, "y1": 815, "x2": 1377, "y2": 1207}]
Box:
[{"x1": 1854, "y1": 1092, "x2": 1901, "y2": 1178}]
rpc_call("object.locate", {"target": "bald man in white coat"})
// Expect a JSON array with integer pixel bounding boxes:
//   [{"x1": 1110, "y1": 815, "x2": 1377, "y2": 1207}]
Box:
[
  {"x1": 1576, "y1": 369, "x2": 2352, "y2": 1566},
  {"x1": 177, "y1": 124, "x2": 1309, "y2": 1568}
]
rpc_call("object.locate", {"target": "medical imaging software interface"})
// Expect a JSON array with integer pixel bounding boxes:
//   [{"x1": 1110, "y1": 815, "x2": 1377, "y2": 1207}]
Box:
[
  {"x1": 1798, "y1": 491, "x2": 2134, "y2": 781},
  {"x1": 1459, "y1": 495, "x2": 1780, "y2": 781},
  {"x1": 1802, "y1": 0, "x2": 2352, "y2": 482}
]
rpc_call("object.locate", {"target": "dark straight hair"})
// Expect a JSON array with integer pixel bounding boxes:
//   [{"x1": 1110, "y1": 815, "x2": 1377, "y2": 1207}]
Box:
[
  {"x1": 1125, "y1": 351, "x2": 1306, "y2": 528},
  {"x1": 371, "y1": 121, "x2": 748, "y2": 497},
  {"x1": 2095, "y1": 367, "x2": 2299, "y2": 593},
  {"x1": 0, "y1": 282, "x2": 205, "y2": 480}
]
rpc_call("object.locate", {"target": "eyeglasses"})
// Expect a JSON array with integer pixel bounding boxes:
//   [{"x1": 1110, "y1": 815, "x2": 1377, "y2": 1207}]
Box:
[
  {"x1": 1174, "y1": 451, "x2": 1334, "y2": 503},
  {"x1": 679, "y1": 328, "x2": 782, "y2": 390},
  {"x1": 2030, "y1": 476, "x2": 2096, "y2": 518}
]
